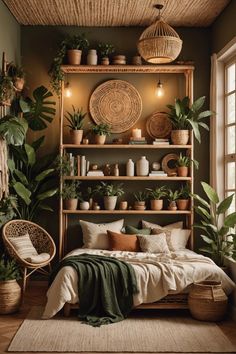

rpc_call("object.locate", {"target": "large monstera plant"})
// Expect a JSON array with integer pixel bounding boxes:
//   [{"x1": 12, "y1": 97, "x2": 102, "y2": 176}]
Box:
[{"x1": 0, "y1": 115, "x2": 28, "y2": 146}]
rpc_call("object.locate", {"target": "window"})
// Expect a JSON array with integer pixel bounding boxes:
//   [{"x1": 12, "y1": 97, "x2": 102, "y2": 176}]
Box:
[{"x1": 225, "y1": 59, "x2": 236, "y2": 214}]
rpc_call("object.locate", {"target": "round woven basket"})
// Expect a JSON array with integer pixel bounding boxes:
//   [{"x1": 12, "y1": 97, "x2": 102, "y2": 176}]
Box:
[
  {"x1": 0, "y1": 280, "x2": 21, "y2": 314},
  {"x1": 188, "y1": 281, "x2": 228, "y2": 321},
  {"x1": 138, "y1": 20, "x2": 182, "y2": 64}
]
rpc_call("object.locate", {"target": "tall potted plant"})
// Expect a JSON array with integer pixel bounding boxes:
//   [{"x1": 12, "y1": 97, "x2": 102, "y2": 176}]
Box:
[
  {"x1": 65, "y1": 105, "x2": 87, "y2": 144},
  {"x1": 94, "y1": 182, "x2": 124, "y2": 210},
  {"x1": 167, "y1": 96, "x2": 213, "y2": 145},
  {"x1": 91, "y1": 123, "x2": 111, "y2": 145},
  {"x1": 193, "y1": 182, "x2": 236, "y2": 267},
  {"x1": 146, "y1": 186, "x2": 167, "y2": 210}
]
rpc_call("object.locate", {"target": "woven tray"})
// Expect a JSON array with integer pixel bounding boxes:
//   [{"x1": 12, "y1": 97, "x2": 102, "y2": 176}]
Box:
[
  {"x1": 161, "y1": 153, "x2": 179, "y2": 175},
  {"x1": 146, "y1": 112, "x2": 172, "y2": 139},
  {"x1": 89, "y1": 80, "x2": 142, "y2": 133}
]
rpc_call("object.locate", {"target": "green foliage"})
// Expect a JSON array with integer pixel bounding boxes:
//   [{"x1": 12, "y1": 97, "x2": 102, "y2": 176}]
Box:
[
  {"x1": 0, "y1": 115, "x2": 28, "y2": 145},
  {"x1": 177, "y1": 184, "x2": 191, "y2": 199},
  {"x1": 176, "y1": 152, "x2": 199, "y2": 169},
  {"x1": 98, "y1": 43, "x2": 115, "y2": 57},
  {"x1": 61, "y1": 180, "x2": 81, "y2": 199},
  {"x1": 193, "y1": 182, "x2": 236, "y2": 266},
  {"x1": 0, "y1": 73, "x2": 14, "y2": 103},
  {"x1": 0, "y1": 196, "x2": 17, "y2": 228},
  {"x1": 167, "y1": 189, "x2": 179, "y2": 202},
  {"x1": 146, "y1": 186, "x2": 167, "y2": 200},
  {"x1": 7, "y1": 63, "x2": 25, "y2": 79},
  {"x1": 95, "y1": 182, "x2": 124, "y2": 197},
  {"x1": 133, "y1": 191, "x2": 147, "y2": 202},
  {"x1": 65, "y1": 105, "x2": 86, "y2": 130},
  {"x1": 55, "y1": 154, "x2": 73, "y2": 176},
  {"x1": 63, "y1": 34, "x2": 89, "y2": 50},
  {"x1": 91, "y1": 123, "x2": 111, "y2": 136},
  {"x1": 0, "y1": 255, "x2": 21, "y2": 281},
  {"x1": 167, "y1": 96, "x2": 213, "y2": 143}
]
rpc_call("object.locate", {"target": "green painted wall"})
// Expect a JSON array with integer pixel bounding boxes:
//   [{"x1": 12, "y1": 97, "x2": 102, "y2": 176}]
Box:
[
  {"x1": 0, "y1": 1, "x2": 20, "y2": 64},
  {"x1": 211, "y1": 0, "x2": 236, "y2": 53},
  {"x1": 21, "y1": 26, "x2": 211, "y2": 251}
]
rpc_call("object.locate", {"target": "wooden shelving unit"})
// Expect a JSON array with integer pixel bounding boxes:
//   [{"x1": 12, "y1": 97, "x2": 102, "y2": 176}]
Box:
[{"x1": 59, "y1": 64, "x2": 194, "y2": 259}]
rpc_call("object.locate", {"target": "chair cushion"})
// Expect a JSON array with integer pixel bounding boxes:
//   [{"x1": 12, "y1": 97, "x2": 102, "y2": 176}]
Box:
[
  {"x1": 107, "y1": 230, "x2": 140, "y2": 252},
  {"x1": 26, "y1": 253, "x2": 50, "y2": 264},
  {"x1": 137, "y1": 233, "x2": 170, "y2": 254},
  {"x1": 8, "y1": 233, "x2": 38, "y2": 259}
]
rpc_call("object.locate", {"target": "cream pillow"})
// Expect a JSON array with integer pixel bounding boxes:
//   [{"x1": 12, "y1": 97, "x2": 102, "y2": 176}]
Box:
[
  {"x1": 152, "y1": 227, "x2": 191, "y2": 251},
  {"x1": 80, "y1": 219, "x2": 124, "y2": 249},
  {"x1": 137, "y1": 233, "x2": 170, "y2": 254},
  {"x1": 8, "y1": 233, "x2": 38, "y2": 259},
  {"x1": 142, "y1": 220, "x2": 183, "y2": 230},
  {"x1": 26, "y1": 253, "x2": 50, "y2": 264}
]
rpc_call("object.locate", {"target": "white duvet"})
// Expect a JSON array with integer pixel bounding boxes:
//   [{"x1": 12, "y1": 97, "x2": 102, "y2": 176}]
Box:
[{"x1": 42, "y1": 248, "x2": 235, "y2": 319}]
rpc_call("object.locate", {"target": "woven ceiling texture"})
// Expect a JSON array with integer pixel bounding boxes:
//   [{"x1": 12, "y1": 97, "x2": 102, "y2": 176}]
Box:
[{"x1": 3, "y1": 0, "x2": 230, "y2": 27}]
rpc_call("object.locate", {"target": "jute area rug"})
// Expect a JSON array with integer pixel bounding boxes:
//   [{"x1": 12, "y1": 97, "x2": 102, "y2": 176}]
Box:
[{"x1": 8, "y1": 307, "x2": 236, "y2": 353}]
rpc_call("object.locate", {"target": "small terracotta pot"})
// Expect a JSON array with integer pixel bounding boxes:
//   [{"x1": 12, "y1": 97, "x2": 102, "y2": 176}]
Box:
[
  {"x1": 168, "y1": 201, "x2": 177, "y2": 211},
  {"x1": 14, "y1": 77, "x2": 25, "y2": 91},
  {"x1": 150, "y1": 199, "x2": 163, "y2": 210},
  {"x1": 176, "y1": 199, "x2": 189, "y2": 210},
  {"x1": 67, "y1": 49, "x2": 82, "y2": 65},
  {"x1": 177, "y1": 166, "x2": 188, "y2": 177},
  {"x1": 64, "y1": 199, "x2": 78, "y2": 210},
  {"x1": 80, "y1": 201, "x2": 90, "y2": 210},
  {"x1": 171, "y1": 130, "x2": 189, "y2": 145},
  {"x1": 101, "y1": 57, "x2": 109, "y2": 65},
  {"x1": 70, "y1": 130, "x2": 83, "y2": 144},
  {"x1": 119, "y1": 201, "x2": 128, "y2": 210},
  {"x1": 104, "y1": 196, "x2": 117, "y2": 210},
  {"x1": 95, "y1": 134, "x2": 106, "y2": 145},
  {"x1": 134, "y1": 201, "x2": 146, "y2": 210}
]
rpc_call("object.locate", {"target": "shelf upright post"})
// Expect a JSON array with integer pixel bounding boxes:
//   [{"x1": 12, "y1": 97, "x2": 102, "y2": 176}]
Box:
[{"x1": 59, "y1": 79, "x2": 65, "y2": 259}]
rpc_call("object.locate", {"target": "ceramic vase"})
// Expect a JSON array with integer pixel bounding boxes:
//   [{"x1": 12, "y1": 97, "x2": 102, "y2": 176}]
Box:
[
  {"x1": 136, "y1": 156, "x2": 149, "y2": 176},
  {"x1": 126, "y1": 159, "x2": 134, "y2": 176},
  {"x1": 80, "y1": 201, "x2": 90, "y2": 210},
  {"x1": 87, "y1": 49, "x2": 98, "y2": 65}
]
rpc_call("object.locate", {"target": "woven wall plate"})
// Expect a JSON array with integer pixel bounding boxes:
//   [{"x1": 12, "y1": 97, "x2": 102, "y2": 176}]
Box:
[
  {"x1": 161, "y1": 153, "x2": 179, "y2": 175},
  {"x1": 89, "y1": 80, "x2": 142, "y2": 133},
  {"x1": 146, "y1": 112, "x2": 172, "y2": 139}
]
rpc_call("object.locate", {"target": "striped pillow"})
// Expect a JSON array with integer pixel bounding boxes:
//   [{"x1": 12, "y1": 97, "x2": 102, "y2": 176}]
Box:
[{"x1": 8, "y1": 233, "x2": 38, "y2": 259}]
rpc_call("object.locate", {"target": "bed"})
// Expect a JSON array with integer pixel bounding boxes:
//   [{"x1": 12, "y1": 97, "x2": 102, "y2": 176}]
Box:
[{"x1": 42, "y1": 247, "x2": 235, "y2": 319}]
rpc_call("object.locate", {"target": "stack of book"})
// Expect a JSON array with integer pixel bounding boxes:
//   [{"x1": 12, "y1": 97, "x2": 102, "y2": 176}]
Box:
[
  {"x1": 152, "y1": 138, "x2": 170, "y2": 145},
  {"x1": 149, "y1": 170, "x2": 168, "y2": 177},
  {"x1": 76, "y1": 155, "x2": 90, "y2": 176},
  {"x1": 87, "y1": 170, "x2": 104, "y2": 176},
  {"x1": 129, "y1": 137, "x2": 147, "y2": 145}
]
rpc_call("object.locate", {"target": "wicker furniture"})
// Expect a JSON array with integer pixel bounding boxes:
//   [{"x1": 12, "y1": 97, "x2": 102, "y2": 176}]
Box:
[{"x1": 2, "y1": 220, "x2": 56, "y2": 294}]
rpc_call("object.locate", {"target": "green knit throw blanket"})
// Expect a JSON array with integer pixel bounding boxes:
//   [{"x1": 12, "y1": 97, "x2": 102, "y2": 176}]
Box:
[{"x1": 50, "y1": 254, "x2": 139, "y2": 327}]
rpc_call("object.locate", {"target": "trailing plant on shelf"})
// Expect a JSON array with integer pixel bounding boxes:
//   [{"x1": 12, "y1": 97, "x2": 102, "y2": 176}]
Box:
[
  {"x1": 176, "y1": 153, "x2": 199, "y2": 177},
  {"x1": 167, "y1": 189, "x2": 179, "y2": 211},
  {"x1": 91, "y1": 123, "x2": 111, "y2": 144},
  {"x1": 133, "y1": 191, "x2": 147, "y2": 211},
  {"x1": 146, "y1": 186, "x2": 167, "y2": 211},
  {"x1": 193, "y1": 182, "x2": 236, "y2": 266},
  {"x1": 94, "y1": 182, "x2": 124, "y2": 210},
  {"x1": 176, "y1": 184, "x2": 191, "y2": 210},
  {"x1": 65, "y1": 105, "x2": 87, "y2": 144},
  {"x1": 166, "y1": 96, "x2": 213, "y2": 144}
]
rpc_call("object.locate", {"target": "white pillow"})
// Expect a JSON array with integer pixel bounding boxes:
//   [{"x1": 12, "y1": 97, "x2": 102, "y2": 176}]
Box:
[
  {"x1": 26, "y1": 253, "x2": 50, "y2": 264},
  {"x1": 142, "y1": 220, "x2": 183, "y2": 230},
  {"x1": 152, "y1": 227, "x2": 191, "y2": 251},
  {"x1": 137, "y1": 233, "x2": 170, "y2": 254},
  {"x1": 80, "y1": 219, "x2": 124, "y2": 249},
  {"x1": 8, "y1": 233, "x2": 38, "y2": 259}
]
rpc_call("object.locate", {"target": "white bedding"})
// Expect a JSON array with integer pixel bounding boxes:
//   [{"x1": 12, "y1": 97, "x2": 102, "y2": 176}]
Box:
[{"x1": 42, "y1": 248, "x2": 235, "y2": 319}]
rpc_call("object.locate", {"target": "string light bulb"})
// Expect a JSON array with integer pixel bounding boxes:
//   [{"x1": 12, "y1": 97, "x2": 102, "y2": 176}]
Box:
[
  {"x1": 65, "y1": 82, "x2": 72, "y2": 98},
  {"x1": 155, "y1": 79, "x2": 164, "y2": 98}
]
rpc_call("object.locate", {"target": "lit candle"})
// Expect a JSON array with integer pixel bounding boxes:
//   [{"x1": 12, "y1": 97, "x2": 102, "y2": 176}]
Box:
[{"x1": 132, "y1": 128, "x2": 142, "y2": 139}]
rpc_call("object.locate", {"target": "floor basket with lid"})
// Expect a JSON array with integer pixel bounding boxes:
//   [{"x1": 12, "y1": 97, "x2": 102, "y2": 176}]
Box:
[{"x1": 188, "y1": 281, "x2": 228, "y2": 321}]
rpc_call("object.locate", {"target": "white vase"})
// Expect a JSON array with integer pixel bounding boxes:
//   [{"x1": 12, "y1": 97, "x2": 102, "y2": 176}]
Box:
[
  {"x1": 87, "y1": 49, "x2": 98, "y2": 65},
  {"x1": 126, "y1": 159, "x2": 134, "y2": 176},
  {"x1": 80, "y1": 201, "x2": 90, "y2": 210},
  {"x1": 136, "y1": 156, "x2": 149, "y2": 176}
]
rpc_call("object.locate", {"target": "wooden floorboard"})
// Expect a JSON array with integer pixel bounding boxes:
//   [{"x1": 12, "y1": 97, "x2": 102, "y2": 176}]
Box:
[{"x1": 0, "y1": 281, "x2": 235, "y2": 354}]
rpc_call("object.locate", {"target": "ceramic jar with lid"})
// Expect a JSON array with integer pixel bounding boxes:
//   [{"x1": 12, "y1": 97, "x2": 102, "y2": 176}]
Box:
[
  {"x1": 87, "y1": 49, "x2": 98, "y2": 65},
  {"x1": 136, "y1": 156, "x2": 149, "y2": 176}
]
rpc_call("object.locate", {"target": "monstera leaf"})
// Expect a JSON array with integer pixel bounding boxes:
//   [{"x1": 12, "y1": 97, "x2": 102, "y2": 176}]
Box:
[
  {"x1": 21, "y1": 85, "x2": 56, "y2": 131},
  {"x1": 0, "y1": 115, "x2": 28, "y2": 145}
]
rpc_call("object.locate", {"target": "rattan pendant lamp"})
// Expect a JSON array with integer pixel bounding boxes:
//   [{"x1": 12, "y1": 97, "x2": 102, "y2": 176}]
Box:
[{"x1": 137, "y1": 4, "x2": 182, "y2": 64}]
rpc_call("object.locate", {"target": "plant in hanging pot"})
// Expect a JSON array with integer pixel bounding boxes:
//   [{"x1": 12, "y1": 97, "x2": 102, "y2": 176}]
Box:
[
  {"x1": 65, "y1": 105, "x2": 87, "y2": 144},
  {"x1": 0, "y1": 73, "x2": 14, "y2": 106},
  {"x1": 91, "y1": 123, "x2": 111, "y2": 145},
  {"x1": 65, "y1": 34, "x2": 89, "y2": 65},
  {"x1": 193, "y1": 182, "x2": 236, "y2": 267},
  {"x1": 61, "y1": 180, "x2": 81, "y2": 210},
  {"x1": 94, "y1": 182, "x2": 124, "y2": 210},
  {"x1": 98, "y1": 43, "x2": 115, "y2": 65},
  {"x1": 7, "y1": 63, "x2": 25, "y2": 91},
  {"x1": 167, "y1": 189, "x2": 179, "y2": 211},
  {"x1": 146, "y1": 185, "x2": 167, "y2": 210},
  {"x1": 176, "y1": 184, "x2": 191, "y2": 210},
  {"x1": 175, "y1": 153, "x2": 199, "y2": 177},
  {"x1": 167, "y1": 96, "x2": 213, "y2": 145},
  {"x1": 0, "y1": 255, "x2": 21, "y2": 314},
  {"x1": 133, "y1": 191, "x2": 147, "y2": 211}
]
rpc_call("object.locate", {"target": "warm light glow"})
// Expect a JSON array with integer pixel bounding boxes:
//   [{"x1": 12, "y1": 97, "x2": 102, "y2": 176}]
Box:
[
  {"x1": 65, "y1": 82, "x2": 72, "y2": 98},
  {"x1": 132, "y1": 128, "x2": 142, "y2": 139},
  {"x1": 155, "y1": 80, "x2": 164, "y2": 98}
]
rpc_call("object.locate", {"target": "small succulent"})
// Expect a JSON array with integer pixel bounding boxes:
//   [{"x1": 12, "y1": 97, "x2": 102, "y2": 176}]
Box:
[
  {"x1": 94, "y1": 182, "x2": 124, "y2": 197},
  {"x1": 91, "y1": 123, "x2": 111, "y2": 136},
  {"x1": 178, "y1": 184, "x2": 191, "y2": 199},
  {"x1": 167, "y1": 189, "x2": 179, "y2": 202},
  {"x1": 133, "y1": 191, "x2": 147, "y2": 202},
  {"x1": 176, "y1": 153, "x2": 199, "y2": 169},
  {"x1": 146, "y1": 186, "x2": 167, "y2": 200},
  {"x1": 65, "y1": 106, "x2": 86, "y2": 130}
]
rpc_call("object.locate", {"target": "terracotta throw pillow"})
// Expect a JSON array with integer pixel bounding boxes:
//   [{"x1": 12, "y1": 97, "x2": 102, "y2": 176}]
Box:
[{"x1": 107, "y1": 230, "x2": 140, "y2": 252}]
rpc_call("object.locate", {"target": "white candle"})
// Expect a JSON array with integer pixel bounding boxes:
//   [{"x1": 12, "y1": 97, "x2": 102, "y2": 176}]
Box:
[{"x1": 132, "y1": 128, "x2": 142, "y2": 139}]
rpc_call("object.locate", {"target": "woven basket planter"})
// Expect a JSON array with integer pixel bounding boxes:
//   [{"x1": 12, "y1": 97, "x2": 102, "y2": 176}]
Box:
[
  {"x1": 0, "y1": 280, "x2": 21, "y2": 314},
  {"x1": 171, "y1": 130, "x2": 189, "y2": 145}
]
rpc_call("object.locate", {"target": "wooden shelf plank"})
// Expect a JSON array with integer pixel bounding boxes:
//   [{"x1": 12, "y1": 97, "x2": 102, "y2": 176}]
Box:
[
  {"x1": 63, "y1": 176, "x2": 191, "y2": 181},
  {"x1": 62, "y1": 210, "x2": 191, "y2": 214},
  {"x1": 62, "y1": 144, "x2": 192, "y2": 149},
  {"x1": 61, "y1": 64, "x2": 195, "y2": 74}
]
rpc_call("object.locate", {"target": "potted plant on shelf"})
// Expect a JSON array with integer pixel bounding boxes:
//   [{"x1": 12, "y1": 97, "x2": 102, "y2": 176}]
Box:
[
  {"x1": 98, "y1": 42, "x2": 115, "y2": 65},
  {"x1": 64, "y1": 34, "x2": 89, "y2": 65},
  {"x1": 65, "y1": 105, "x2": 87, "y2": 144},
  {"x1": 94, "y1": 182, "x2": 124, "y2": 210},
  {"x1": 176, "y1": 184, "x2": 191, "y2": 210},
  {"x1": 146, "y1": 186, "x2": 167, "y2": 210},
  {"x1": 0, "y1": 255, "x2": 21, "y2": 314},
  {"x1": 176, "y1": 153, "x2": 199, "y2": 177},
  {"x1": 91, "y1": 123, "x2": 111, "y2": 145},
  {"x1": 193, "y1": 182, "x2": 236, "y2": 267},
  {"x1": 167, "y1": 189, "x2": 179, "y2": 211},
  {"x1": 61, "y1": 180, "x2": 81, "y2": 210},
  {"x1": 133, "y1": 191, "x2": 147, "y2": 211},
  {"x1": 0, "y1": 72, "x2": 14, "y2": 106},
  {"x1": 7, "y1": 63, "x2": 25, "y2": 91},
  {"x1": 166, "y1": 96, "x2": 213, "y2": 145}
]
